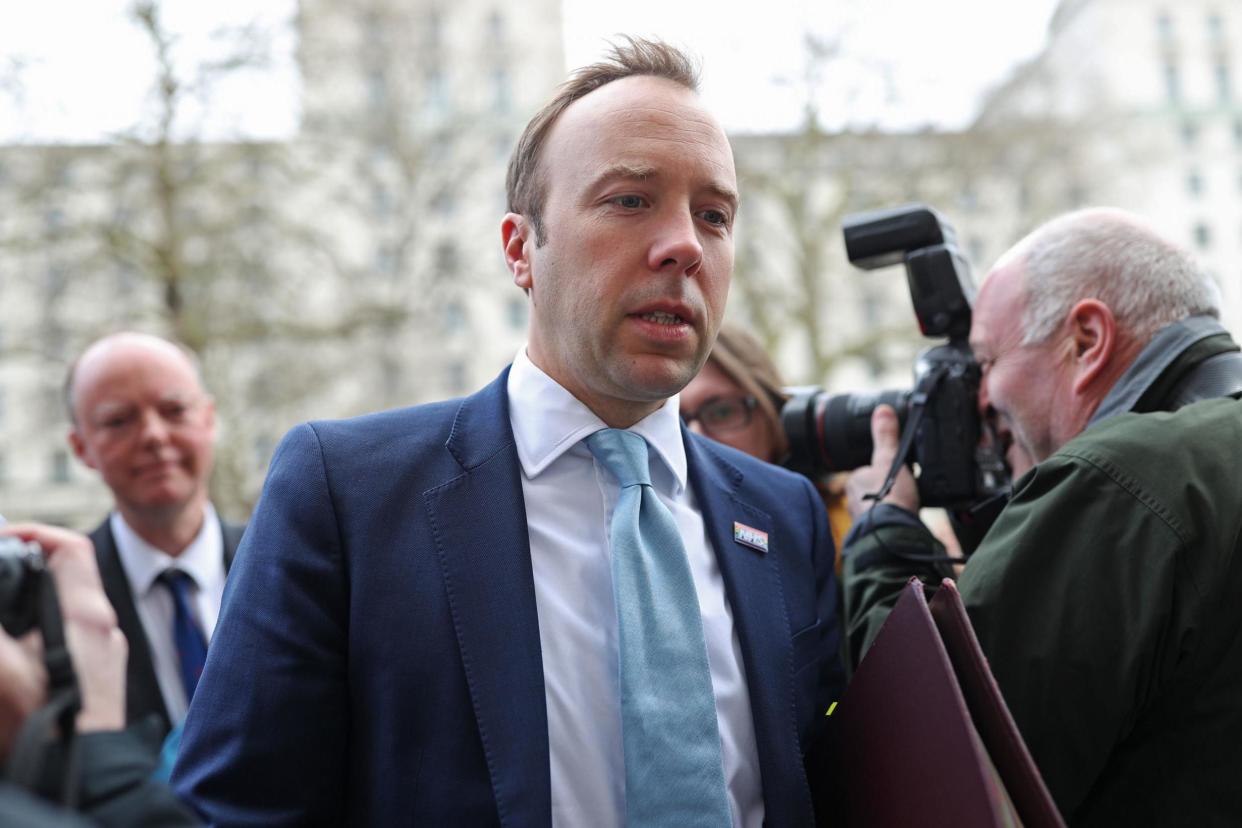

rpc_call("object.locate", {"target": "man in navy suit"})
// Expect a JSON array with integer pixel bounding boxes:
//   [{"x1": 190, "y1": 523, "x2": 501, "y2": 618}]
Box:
[{"x1": 175, "y1": 38, "x2": 843, "y2": 826}]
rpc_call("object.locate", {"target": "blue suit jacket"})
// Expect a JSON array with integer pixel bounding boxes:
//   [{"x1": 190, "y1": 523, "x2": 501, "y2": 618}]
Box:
[{"x1": 174, "y1": 370, "x2": 843, "y2": 826}]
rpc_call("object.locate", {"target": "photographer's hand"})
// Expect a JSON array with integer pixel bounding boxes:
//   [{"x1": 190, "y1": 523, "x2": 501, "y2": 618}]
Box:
[
  {"x1": 845, "y1": 404, "x2": 920, "y2": 518},
  {"x1": 1, "y1": 524, "x2": 127, "y2": 735},
  {"x1": 0, "y1": 623, "x2": 46, "y2": 762}
]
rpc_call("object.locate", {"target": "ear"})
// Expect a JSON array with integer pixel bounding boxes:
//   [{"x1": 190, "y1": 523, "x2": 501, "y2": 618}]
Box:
[
  {"x1": 68, "y1": 427, "x2": 98, "y2": 472},
  {"x1": 1067, "y1": 299, "x2": 1117, "y2": 394},
  {"x1": 203, "y1": 395, "x2": 218, "y2": 441},
  {"x1": 501, "y1": 213, "x2": 534, "y2": 292}
]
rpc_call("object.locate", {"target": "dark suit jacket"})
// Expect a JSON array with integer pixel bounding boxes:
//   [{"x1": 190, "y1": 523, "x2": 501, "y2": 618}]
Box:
[
  {"x1": 91, "y1": 514, "x2": 244, "y2": 736},
  {"x1": 174, "y1": 369, "x2": 844, "y2": 826}
]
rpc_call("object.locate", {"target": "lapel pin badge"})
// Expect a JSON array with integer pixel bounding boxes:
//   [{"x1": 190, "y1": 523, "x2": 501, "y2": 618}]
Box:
[{"x1": 733, "y1": 522, "x2": 769, "y2": 554}]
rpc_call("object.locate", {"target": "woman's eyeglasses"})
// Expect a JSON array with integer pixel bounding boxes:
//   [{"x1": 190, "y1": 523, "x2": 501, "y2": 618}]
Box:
[{"x1": 681, "y1": 395, "x2": 758, "y2": 435}]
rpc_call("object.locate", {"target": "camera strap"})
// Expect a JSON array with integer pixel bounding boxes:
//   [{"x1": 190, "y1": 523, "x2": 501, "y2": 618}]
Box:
[
  {"x1": 867, "y1": 363, "x2": 946, "y2": 504},
  {"x1": 4, "y1": 567, "x2": 82, "y2": 808}
]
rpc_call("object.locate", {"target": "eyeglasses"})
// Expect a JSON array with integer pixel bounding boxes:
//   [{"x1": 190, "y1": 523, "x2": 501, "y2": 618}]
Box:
[{"x1": 681, "y1": 395, "x2": 758, "y2": 435}]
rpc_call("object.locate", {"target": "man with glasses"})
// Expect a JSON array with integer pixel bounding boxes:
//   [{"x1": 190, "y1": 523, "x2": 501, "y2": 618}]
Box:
[{"x1": 66, "y1": 332, "x2": 244, "y2": 737}]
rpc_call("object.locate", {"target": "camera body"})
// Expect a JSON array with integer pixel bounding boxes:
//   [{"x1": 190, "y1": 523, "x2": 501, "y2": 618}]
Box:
[
  {"x1": 0, "y1": 536, "x2": 48, "y2": 636},
  {"x1": 783, "y1": 204, "x2": 1009, "y2": 513}
]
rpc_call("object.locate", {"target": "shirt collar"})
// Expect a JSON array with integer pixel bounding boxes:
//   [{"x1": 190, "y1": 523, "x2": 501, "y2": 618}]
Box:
[
  {"x1": 111, "y1": 503, "x2": 223, "y2": 596},
  {"x1": 1089, "y1": 315, "x2": 1229, "y2": 426},
  {"x1": 507, "y1": 348, "x2": 689, "y2": 494}
]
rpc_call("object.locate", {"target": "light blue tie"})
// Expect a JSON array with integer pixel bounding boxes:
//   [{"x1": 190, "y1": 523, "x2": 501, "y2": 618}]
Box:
[{"x1": 586, "y1": 428, "x2": 732, "y2": 828}]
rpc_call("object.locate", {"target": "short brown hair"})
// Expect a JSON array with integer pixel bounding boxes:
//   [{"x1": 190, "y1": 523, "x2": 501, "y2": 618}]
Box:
[
  {"x1": 505, "y1": 37, "x2": 700, "y2": 245},
  {"x1": 708, "y1": 324, "x2": 790, "y2": 462}
]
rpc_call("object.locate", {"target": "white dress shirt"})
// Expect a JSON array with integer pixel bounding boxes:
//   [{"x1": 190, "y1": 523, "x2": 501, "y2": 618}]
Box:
[
  {"x1": 111, "y1": 503, "x2": 226, "y2": 724},
  {"x1": 507, "y1": 349, "x2": 763, "y2": 828}
]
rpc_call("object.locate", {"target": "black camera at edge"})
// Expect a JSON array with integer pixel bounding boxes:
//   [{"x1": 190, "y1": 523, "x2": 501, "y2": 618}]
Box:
[
  {"x1": 0, "y1": 536, "x2": 49, "y2": 636},
  {"x1": 781, "y1": 204, "x2": 1010, "y2": 515}
]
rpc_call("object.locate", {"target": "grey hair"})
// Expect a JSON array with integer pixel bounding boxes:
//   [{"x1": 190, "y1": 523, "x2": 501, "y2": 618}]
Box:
[{"x1": 1018, "y1": 208, "x2": 1220, "y2": 346}]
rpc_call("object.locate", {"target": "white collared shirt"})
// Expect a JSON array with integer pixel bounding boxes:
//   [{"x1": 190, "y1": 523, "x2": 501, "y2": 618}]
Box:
[
  {"x1": 111, "y1": 503, "x2": 226, "y2": 724},
  {"x1": 507, "y1": 349, "x2": 763, "y2": 828}
]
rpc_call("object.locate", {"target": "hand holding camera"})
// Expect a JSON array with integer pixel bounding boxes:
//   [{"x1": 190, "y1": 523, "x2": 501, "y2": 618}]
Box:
[{"x1": 0, "y1": 524, "x2": 127, "y2": 760}]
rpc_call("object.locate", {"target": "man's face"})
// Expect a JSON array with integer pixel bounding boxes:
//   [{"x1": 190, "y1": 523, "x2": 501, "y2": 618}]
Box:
[
  {"x1": 69, "y1": 339, "x2": 216, "y2": 520},
  {"x1": 504, "y1": 75, "x2": 738, "y2": 426},
  {"x1": 970, "y1": 259, "x2": 1075, "y2": 476}
]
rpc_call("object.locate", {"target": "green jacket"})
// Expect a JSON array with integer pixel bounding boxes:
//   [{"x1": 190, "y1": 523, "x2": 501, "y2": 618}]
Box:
[{"x1": 843, "y1": 319, "x2": 1242, "y2": 825}]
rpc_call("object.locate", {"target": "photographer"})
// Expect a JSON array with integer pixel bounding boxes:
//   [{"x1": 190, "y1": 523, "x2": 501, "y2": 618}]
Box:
[
  {"x1": 843, "y1": 208, "x2": 1242, "y2": 825},
  {"x1": 0, "y1": 522, "x2": 196, "y2": 827}
]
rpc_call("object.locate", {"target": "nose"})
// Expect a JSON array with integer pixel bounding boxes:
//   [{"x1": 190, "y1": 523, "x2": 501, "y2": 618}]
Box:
[
  {"x1": 648, "y1": 207, "x2": 703, "y2": 276},
  {"x1": 137, "y1": 408, "x2": 171, "y2": 446}
]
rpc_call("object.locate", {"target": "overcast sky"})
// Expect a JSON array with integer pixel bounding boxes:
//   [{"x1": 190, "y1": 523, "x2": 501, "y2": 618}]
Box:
[{"x1": 0, "y1": 0, "x2": 1063, "y2": 143}]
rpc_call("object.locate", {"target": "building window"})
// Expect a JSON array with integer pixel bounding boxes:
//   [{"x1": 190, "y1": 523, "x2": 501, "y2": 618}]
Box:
[
  {"x1": 487, "y1": 11, "x2": 505, "y2": 43},
  {"x1": 1208, "y1": 13, "x2": 1224, "y2": 39},
  {"x1": 445, "y1": 360, "x2": 467, "y2": 394},
  {"x1": 1194, "y1": 222, "x2": 1212, "y2": 249},
  {"x1": 435, "y1": 240, "x2": 458, "y2": 276},
  {"x1": 967, "y1": 237, "x2": 984, "y2": 266},
  {"x1": 958, "y1": 182, "x2": 978, "y2": 211},
  {"x1": 442, "y1": 300, "x2": 466, "y2": 333},
  {"x1": 374, "y1": 245, "x2": 398, "y2": 275},
  {"x1": 1187, "y1": 169, "x2": 1205, "y2": 196},
  {"x1": 1164, "y1": 61, "x2": 1181, "y2": 103},
  {"x1": 1157, "y1": 12, "x2": 1174, "y2": 39},
  {"x1": 50, "y1": 450, "x2": 71, "y2": 484},
  {"x1": 424, "y1": 69, "x2": 448, "y2": 116},
  {"x1": 1015, "y1": 179, "x2": 1031, "y2": 211},
  {"x1": 1216, "y1": 60, "x2": 1232, "y2": 103},
  {"x1": 491, "y1": 68, "x2": 511, "y2": 114},
  {"x1": 431, "y1": 187, "x2": 456, "y2": 216},
  {"x1": 1181, "y1": 119, "x2": 1199, "y2": 146},
  {"x1": 371, "y1": 183, "x2": 392, "y2": 217},
  {"x1": 253, "y1": 435, "x2": 276, "y2": 469},
  {"x1": 366, "y1": 68, "x2": 387, "y2": 110},
  {"x1": 425, "y1": 9, "x2": 443, "y2": 50},
  {"x1": 507, "y1": 297, "x2": 527, "y2": 331}
]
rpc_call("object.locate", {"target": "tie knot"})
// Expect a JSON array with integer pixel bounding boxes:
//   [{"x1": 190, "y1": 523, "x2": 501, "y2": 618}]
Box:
[
  {"x1": 159, "y1": 569, "x2": 196, "y2": 594},
  {"x1": 586, "y1": 428, "x2": 652, "y2": 488}
]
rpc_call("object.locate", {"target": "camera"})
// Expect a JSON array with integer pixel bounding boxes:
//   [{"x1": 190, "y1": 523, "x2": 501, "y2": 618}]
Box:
[
  {"x1": 782, "y1": 204, "x2": 1009, "y2": 522},
  {"x1": 0, "y1": 536, "x2": 48, "y2": 636}
]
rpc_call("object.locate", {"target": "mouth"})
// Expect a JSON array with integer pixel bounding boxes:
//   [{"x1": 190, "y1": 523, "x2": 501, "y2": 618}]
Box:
[
  {"x1": 630, "y1": 300, "x2": 696, "y2": 326},
  {"x1": 134, "y1": 459, "x2": 180, "y2": 478},
  {"x1": 636, "y1": 310, "x2": 687, "y2": 325}
]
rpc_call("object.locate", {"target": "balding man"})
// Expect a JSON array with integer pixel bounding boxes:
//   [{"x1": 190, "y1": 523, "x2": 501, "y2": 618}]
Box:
[
  {"x1": 844, "y1": 208, "x2": 1242, "y2": 825},
  {"x1": 67, "y1": 332, "x2": 244, "y2": 736}
]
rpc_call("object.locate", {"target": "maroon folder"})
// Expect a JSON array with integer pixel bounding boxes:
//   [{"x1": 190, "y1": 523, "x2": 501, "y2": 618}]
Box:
[{"x1": 824, "y1": 578, "x2": 1064, "y2": 827}]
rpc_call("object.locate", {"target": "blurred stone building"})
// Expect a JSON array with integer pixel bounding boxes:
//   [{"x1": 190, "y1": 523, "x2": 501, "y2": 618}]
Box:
[
  {"x1": 0, "y1": 0, "x2": 563, "y2": 526},
  {"x1": 3, "y1": 0, "x2": 1241, "y2": 526},
  {"x1": 729, "y1": 0, "x2": 1242, "y2": 391}
]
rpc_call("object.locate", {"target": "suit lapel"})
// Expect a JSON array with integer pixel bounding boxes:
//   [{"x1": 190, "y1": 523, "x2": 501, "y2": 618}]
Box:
[
  {"x1": 91, "y1": 520, "x2": 171, "y2": 733},
  {"x1": 685, "y1": 433, "x2": 815, "y2": 827},
  {"x1": 424, "y1": 371, "x2": 551, "y2": 827},
  {"x1": 220, "y1": 519, "x2": 244, "y2": 571}
]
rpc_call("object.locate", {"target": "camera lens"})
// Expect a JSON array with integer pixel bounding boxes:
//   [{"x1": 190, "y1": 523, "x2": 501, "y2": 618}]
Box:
[{"x1": 782, "y1": 389, "x2": 910, "y2": 475}]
